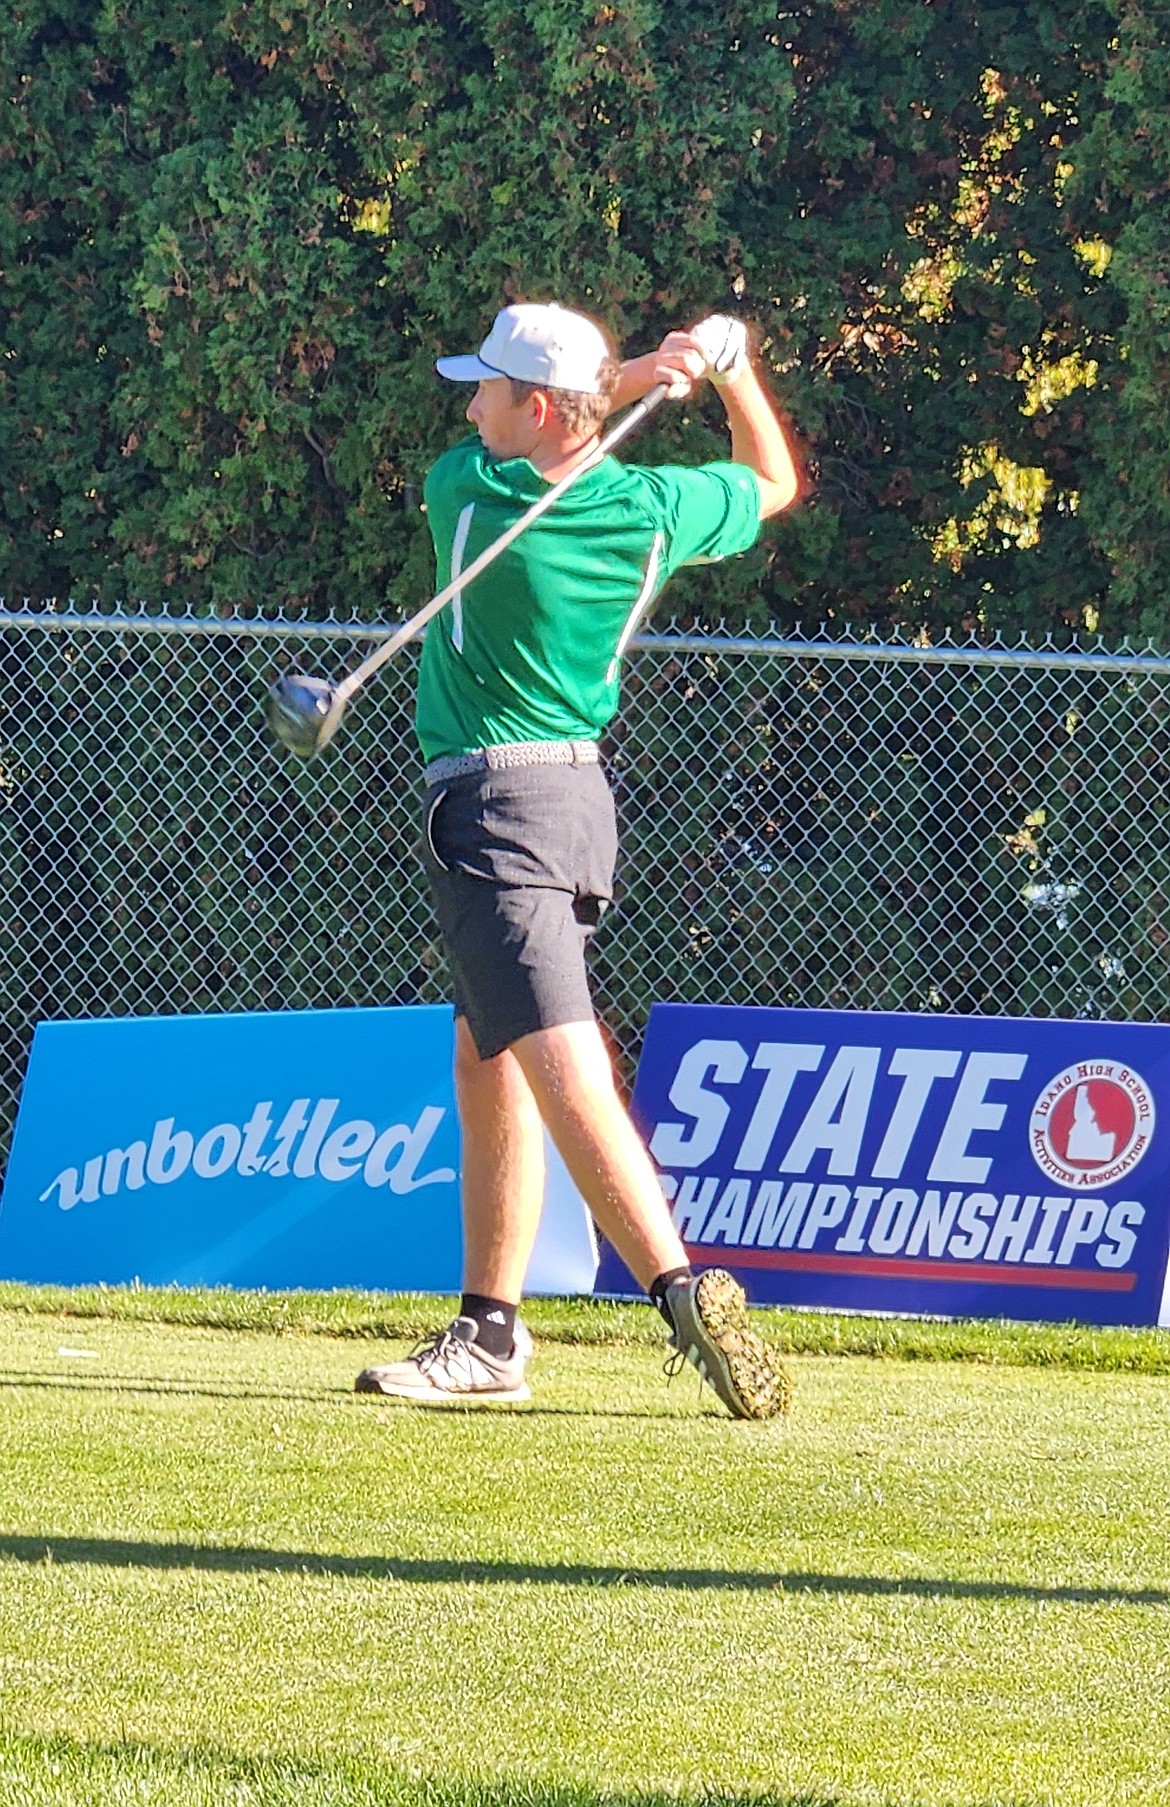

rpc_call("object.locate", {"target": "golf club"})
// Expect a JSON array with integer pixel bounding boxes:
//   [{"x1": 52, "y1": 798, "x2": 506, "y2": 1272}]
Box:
[{"x1": 267, "y1": 381, "x2": 671, "y2": 758}]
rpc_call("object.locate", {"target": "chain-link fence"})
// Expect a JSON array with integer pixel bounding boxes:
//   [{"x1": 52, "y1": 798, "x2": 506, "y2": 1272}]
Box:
[{"x1": 1, "y1": 603, "x2": 1169, "y2": 1171}]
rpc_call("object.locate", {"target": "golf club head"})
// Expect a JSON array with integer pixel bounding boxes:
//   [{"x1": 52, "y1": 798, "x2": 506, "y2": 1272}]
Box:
[{"x1": 267, "y1": 673, "x2": 347, "y2": 759}]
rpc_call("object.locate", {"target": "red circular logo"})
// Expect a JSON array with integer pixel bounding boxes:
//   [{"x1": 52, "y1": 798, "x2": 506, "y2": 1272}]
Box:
[{"x1": 1030, "y1": 1062, "x2": 1154, "y2": 1190}]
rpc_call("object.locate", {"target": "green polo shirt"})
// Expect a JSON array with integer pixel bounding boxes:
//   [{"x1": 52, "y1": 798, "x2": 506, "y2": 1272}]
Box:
[{"x1": 415, "y1": 435, "x2": 761, "y2": 761}]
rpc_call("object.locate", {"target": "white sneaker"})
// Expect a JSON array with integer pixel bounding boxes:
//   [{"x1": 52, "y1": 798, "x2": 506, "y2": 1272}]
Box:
[{"x1": 355, "y1": 1317, "x2": 532, "y2": 1404}]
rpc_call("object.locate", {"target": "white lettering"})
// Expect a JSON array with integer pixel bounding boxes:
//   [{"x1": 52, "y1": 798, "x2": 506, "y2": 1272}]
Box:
[
  {"x1": 700, "y1": 1178, "x2": 752, "y2": 1245},
  {"x1": 670, "y1": 1175, "x2": 718, "y2": 1241},
  {"x1": 101, "y1": 1143, "x2": 146, "y2": 1196},
  {"x1": 292, "y1": 1099, "x2": 340, "y2": 1179},
  {"x1": 263, "y1": 1100, "x2": 311, "y2": 1177},
  {"x1": 1097, "y1": 1200, "x2": 1144, "y2": 1268},
  {"x1": 781, "y1": 1047, "x2": 881, "y2": 1176},
  {"x1": 146, "y1": 1118, "x2": 193, "y2": 1186},
  {"x1": 40, "y1": 1168, "x2": 79, "y2": 1210},
  {"x1": 39, "y1": 1159, "x2": 102, "y2": 1211},
  {"x1": 318, "y1": 1119, "x2": 377, "y2": 1182},
  {"x1": 905, "y1": 1189, "x2": 963, "y2": 1257},
  {"x1": 1055, "y1": 1198, "x2": 1108, "y2": 1266},
  {"x1": 985, "y1": 1194, "x2": 1040, "y2": 1263},
  {"x1": 748, "y1": 1181, "x2": 812, "y2": 1248},
  {"x1": 835, "y1": 1185, "x2": 883, "y2": 1253},
  {"x1": 742, "y1": 1179, "x2": 779, "y2": 1245},
  {"x1": 39, "y1": 1096, "x2": 459, "y2": 1208},
  {"x1": 797, "y1": 1183, "x2": 852, "y2": 1247},
  {"x1": 1023, "y1": 1196, "x2": 1073, "y2": 1265},
  {"x1": 947, "y1": 1191, "x2": 999, "y2": 1260},
  {"x1": 363, "y1": 1105, "x2": 454, "y2": 1193},
  {"x1": 928, "y1": 1053, "x2": 1027, "y2": 1183},
  {"x1": 237, "y1": 1103, "x2": 274, "y2": 1176},
  {"x1": 872, "y1": 1048, "x2": 962, "y2": 1178},
  {"x1": 193, "y1": 1124, "x2": 243, "y2": 1180},
  {"x1": 733, "y1": 1043, "x2": 824, "y2": 1171},
  {"x1": 867, "y1": 1188, "x2": 919, "y2": 1256},
  {"x1": 650, "y1": 1040, "x2": 747, "y2": 1166}
]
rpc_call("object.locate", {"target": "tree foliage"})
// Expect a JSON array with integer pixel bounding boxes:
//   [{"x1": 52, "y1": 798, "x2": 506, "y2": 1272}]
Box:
[
  {"x1": 0, "y1": 1, "x2": 1166, "y2": 635},
  {"x1": 1070, "y1": 1, "x2": 1170, "y2": 639}
]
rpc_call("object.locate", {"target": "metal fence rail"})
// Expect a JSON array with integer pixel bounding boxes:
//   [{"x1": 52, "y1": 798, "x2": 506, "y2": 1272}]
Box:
[{"x1": 1, "y1": 604, "x2": 1168, "y2": 1165}]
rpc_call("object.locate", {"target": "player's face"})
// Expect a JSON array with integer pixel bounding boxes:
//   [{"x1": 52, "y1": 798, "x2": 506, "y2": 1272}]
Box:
[{"x1": 466, "y1": 378, "x2": 538, "y2": 460}]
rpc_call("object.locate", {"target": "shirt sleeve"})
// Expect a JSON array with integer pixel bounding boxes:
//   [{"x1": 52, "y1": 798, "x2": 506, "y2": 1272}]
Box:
[
  {"x1": 423, "y1": 437, "x2": 479, "y2": 524},
  {"x1": 423, "y1": 437, "x2": 487, "y2": 574},
  {"x1": 634, "y1": 461, "x2": 762, "y2": 574}
]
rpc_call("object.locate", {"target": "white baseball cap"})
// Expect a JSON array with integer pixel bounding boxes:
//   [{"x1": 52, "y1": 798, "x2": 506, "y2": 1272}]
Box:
[{"x1": 435, "y1": 303, "x2": 612, "y2": 394}]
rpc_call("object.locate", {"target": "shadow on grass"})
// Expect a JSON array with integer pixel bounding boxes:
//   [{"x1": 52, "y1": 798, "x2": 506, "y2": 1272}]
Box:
[
  {"x1": 0, "y1": 1532, "x2": 1164, "y2": 1606},
  {"x1": 0, "y1": 1727, "x2": 1048, "y2": 1806},
  {"x1": 0, "y1": 1367, "x2": 709, "y2": 1418},
  {"x1": 0, "y1": 1368, "x2": 343, "y2": 1405}
]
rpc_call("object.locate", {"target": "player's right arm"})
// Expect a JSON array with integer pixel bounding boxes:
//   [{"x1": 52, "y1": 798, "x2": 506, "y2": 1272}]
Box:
[{"x1": 615, "y1": 322, "x2": 803, "y2": 520}]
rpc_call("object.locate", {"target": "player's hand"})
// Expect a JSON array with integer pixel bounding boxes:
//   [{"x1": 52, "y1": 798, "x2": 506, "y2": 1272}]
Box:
[
  {"x1": 691, "y1": 315, "x2": 750, "y2": 385},
  {"x1": 651, "y1": 331, "x2": 708, "y2": 400}
]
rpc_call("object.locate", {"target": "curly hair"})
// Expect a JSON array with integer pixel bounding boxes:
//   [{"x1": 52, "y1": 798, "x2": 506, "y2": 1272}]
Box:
[{"x1": 507, "y1": 355, "x2": 622, "y2": 437}]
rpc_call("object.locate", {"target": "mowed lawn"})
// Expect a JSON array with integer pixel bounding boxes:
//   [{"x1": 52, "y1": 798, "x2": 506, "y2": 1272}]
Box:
[{"x1": 0, "y1": 1306, "x2": 1167, "y2": 1807}]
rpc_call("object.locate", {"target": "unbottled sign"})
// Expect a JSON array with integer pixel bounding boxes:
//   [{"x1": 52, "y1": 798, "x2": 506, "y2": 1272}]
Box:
[
  {"x1": 0, "y1": 1005, "x2": 462, "y2": 1292},
  {"x1": 595, "y1": 1004, "x2": 1170, "y2": 1326},
  {"x1": 1, "y1": 1005, "x2": 597, "y2": 1295}
]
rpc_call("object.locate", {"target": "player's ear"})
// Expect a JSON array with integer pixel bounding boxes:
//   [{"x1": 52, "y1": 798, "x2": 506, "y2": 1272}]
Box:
[{"x1": 530, "y1": 389, "x2": 552, "y2": 430}]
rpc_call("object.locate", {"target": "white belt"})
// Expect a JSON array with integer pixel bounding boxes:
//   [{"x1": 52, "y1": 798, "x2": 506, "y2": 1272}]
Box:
[{"x1": 423, "y1": 739, "x2": 600, "y2": 786}]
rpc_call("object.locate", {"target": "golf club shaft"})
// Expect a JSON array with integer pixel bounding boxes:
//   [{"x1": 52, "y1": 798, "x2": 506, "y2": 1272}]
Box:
[{"x1": 332, "y1": 382, "x2": 671, "y2": 708}]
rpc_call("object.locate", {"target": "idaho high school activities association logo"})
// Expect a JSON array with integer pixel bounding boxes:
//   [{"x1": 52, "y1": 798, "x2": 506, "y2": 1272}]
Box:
[{"x1": 1030, "y1": 1061, "x2": 1155, "y2": 1191}]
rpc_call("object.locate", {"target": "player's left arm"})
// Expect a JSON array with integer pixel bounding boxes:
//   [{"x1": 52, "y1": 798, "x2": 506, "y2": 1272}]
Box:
[{"x1": 713, "y1": 361, "x2": 801, "y2": 519}]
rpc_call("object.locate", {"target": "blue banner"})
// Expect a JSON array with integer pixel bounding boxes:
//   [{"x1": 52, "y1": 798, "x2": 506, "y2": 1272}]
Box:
[
  {"x1": 0, "y1": 1005, "x2": 597, "y2": 1295},
  {"x1": 595, "y1": 1004, "x2": 1170, "y2": 1326}
]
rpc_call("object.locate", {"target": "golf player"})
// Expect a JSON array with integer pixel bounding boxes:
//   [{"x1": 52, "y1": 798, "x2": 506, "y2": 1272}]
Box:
[{"x1": 356, "y1": 302, "x2": 801, "y2": 1416}]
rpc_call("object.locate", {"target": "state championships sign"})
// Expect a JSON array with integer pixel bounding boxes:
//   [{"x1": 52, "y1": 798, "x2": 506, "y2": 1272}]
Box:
[{"x1": 595, "y1": 1003, "x2": 1170, "y2": 1326}]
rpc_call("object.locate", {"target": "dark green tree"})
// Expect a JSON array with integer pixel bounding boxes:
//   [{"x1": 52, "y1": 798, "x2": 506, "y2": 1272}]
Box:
[
  {"x1": 0, "y1": 0, "x2": 1161, "y2": 637},
  {"x1": 1071, "y1": 1, "x2": 1170, "y2": 640}
]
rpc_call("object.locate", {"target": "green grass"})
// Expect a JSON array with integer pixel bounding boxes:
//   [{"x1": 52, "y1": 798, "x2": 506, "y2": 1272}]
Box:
[
  {"x1": 0, "y1": 1305, "x2": 1167, "y2": 1805},
  {"x1": 1, "y1": 1281, "x2": 1169, "y2": 1373}
]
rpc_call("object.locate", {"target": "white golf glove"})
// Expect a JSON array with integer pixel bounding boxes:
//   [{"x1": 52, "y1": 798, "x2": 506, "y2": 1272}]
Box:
[{"x1": 691, "y1": 314, "x2": 749, "y2": 385}]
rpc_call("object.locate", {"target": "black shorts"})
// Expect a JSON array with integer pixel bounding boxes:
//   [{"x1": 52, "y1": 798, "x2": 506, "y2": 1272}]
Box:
[{"x1": 421, "y1": 763, "x2": 618, "y2": 1060}]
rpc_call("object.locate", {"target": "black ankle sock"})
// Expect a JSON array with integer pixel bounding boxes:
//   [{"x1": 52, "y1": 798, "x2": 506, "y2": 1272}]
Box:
[
  {"x1": 460, "y1": 1294, "x2": 517, "y2": 1359},
  {"x1": 648, "y1": 1266, "x2": 694, "y2": 1329}
]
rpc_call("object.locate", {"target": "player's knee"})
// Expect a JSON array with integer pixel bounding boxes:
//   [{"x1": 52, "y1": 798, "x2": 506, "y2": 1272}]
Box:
[{"x1": 454, "y1": 1016, "x2": 518, "y2": 1094}]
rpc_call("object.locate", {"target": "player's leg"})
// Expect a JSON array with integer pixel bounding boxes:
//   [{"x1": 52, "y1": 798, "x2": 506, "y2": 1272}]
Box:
[
  {"x1": 355, "y1": 765, "x2": 547, "y2": 1402},
  {"x1": 448, "y1": 762, "x2": 790, "y2": 1417},
  {"x1": 453, "y1": 1015, "x2": 546, "y2": 1302},
  {"x1": 356, "y1": 761, "x2": 790, "y2": 1415},
  {"x1": 511, "y1": 1019, "x2": 792, "y2": 1421},
  {"x1": 354, "y1": 1018, "x2": 540, "y2": 1402},
  {"x1": 507, "y1": 1018, "x2": 684, "y2": 1288}
]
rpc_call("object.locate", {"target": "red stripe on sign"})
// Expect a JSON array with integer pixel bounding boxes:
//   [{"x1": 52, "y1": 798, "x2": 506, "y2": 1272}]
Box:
[{"x1": 684, "y1": 1247, "x2": 1138, "y2": 1292}]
